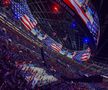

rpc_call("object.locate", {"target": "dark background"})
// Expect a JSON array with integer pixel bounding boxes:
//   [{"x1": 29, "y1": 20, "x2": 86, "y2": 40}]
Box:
[{"x1": 91, "y1": 0, "x2": 108, "y2": 64}]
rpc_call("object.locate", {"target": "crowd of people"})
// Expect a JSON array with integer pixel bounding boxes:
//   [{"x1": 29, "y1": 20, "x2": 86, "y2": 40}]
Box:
[
  {"x1": 0, "y1": 24, "x2": 92, "y2": 90},
  {"x1": 0, "y1": 1, "x2": 107, "y2": 89},
  {"x1": 0, "y1": 14, "x2": 108, "y2": 90},
  {"x1": 0, "y1": 26, "x2": 52, "y2": 85}
]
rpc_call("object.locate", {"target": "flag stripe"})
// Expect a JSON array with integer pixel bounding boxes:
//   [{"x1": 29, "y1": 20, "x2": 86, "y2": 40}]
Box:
[
  {"x1": 33, "y1": 20, "x2": 37, "y2": 27},
  {"x1": 51, "y1": 45, "x2": 59, "y2": 51},
  {"x1": 81, "y1": 53, "x2": 90, "y2": 61},
  {"x1": 51, "y1": 46, "x2": 60, "y2": 52},
  {"x1": 51, "y1": 44, "x2": 61, "y2": 52},
  {"x1": 72, "y1": 0, "x2": 89, "y2": 24},
  {"x1": 64, "y1": 0, "x2": 89, "y2": 24},
  {"x1": 82, "y1": 53, "x2": 89, "y2": 56},
  {"x1": 20, "y1": 16, "x2": 32, "y2": 30},
  {"x1": 25, "y1": 15, "x2": 34, "y2": 29},
  {"x1": 23, "y1": 14, "x2": 34, "y2": 30},
  {"x1": 73, "y1": 0, "x2": 89, "y2": 20}
]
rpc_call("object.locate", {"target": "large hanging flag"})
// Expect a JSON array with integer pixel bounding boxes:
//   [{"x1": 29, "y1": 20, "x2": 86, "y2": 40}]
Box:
[
  {"x1": 11, "y1": 0, "x2": 37, "y2": 33},
  {"x1": 64, "y1": 0, "x2": 89, "y2": 24},
  {"x1": 20, "y1": 14, "x2": 35, "y2": 30}
]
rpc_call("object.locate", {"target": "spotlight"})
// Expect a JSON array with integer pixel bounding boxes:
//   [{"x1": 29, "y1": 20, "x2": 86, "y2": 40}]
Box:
[
  {"x1": 2, "y1": 0, "x2": 10, "y2": 7},
  {"x1": 71, "y1": 21, "x2": 77, "y2": 28},
  {"x1": 52, "y1": 3, "x2": 60, "y2": 13},
  {"x1": 83, "y1": 37, "x2": 90, "y2": 43}
]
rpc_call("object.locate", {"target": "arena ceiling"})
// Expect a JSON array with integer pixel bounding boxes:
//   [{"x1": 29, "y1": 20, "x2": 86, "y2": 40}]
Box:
[
  {"x1": 27, "y1": 0, "x2": 108, "y2": 64},
  {"x1": 27, "y1": 0, "x2": 90, "y2": 51}
]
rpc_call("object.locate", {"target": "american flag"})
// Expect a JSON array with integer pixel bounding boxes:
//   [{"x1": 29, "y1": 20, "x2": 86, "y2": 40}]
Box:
[
  {"x1": 43, "y1": 36, "x2": 62, "y2": 52},
  {"x1": 51, "y1": 43, "x2": 62, "y2": 52},
  {"x1": 20, "y1": 14, "x2": 36, "y2": 30},
  {"x1": 64, "y1": 0, "x2": 89, "y2": 24},
  {"x1": 81, "y1": 53, "x2": 90, "y2": 61},
  {"x1": 81, "y1": 47, "x2": 91, "y2": 61},
  {"x1": 72, "y1": 49, "x2": 90, "y2": 62},
  {"x1": 11, "y1": 0, "x2": 37, "y2": 32}
]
